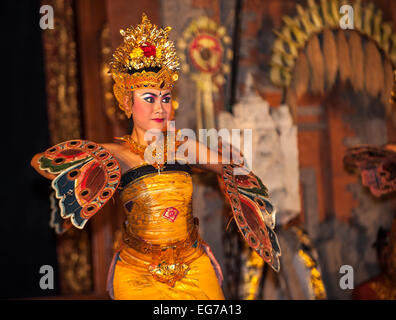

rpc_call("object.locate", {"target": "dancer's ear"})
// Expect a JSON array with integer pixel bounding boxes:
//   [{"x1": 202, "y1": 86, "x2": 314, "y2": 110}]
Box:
[{"x1": 123, "y1": 92, "x2": 133, "y2": 119}]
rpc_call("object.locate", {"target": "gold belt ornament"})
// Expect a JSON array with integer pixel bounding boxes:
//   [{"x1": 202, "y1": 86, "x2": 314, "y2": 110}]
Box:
[
  {"x1": 121, "y1": 217, "x2": 202, "y2": 287},
  {"x1": 148, "y1": 261, "x2": 190, "y2": 287}
]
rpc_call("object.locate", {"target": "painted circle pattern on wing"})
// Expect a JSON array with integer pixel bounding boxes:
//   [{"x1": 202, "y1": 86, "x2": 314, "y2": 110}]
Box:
[{"x1": 43, "y1": 139, "x2": 122, "y2": 229}]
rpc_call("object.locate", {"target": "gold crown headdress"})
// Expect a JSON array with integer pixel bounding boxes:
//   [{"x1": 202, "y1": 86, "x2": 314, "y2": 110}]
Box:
[{"x1": 110, "y1": 13, "x2": 180, "y2": 116}]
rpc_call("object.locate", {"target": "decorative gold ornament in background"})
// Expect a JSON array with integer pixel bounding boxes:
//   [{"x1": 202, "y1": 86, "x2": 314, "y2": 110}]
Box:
[
  {"x1": 41, "y1": 0, "x2": 82, "y2": 144},
  {"x1": 100, "y1": 23, "x2": 127, "y2": 135},
  {"x1": 389, "y1": 70, "x2": 396, "y2": 127},
  {"x1": 294, "y1": 227, "x2": 327, "y2": 300},
  {"x1": 239, "y1": 243, "x2": 265, "y2": 300},
  {"x1": 270, "y1": 0, "x2": 396, "y2": 122},
  {"x1": 177, "y1": 16, "x2": 233, "y2": 130},
  {"x1": 271, "y1": 0, "x2": 396, "y2": 88},
  {"x1": 57, "y1": 228, "x2": 93, "y2": 295}
]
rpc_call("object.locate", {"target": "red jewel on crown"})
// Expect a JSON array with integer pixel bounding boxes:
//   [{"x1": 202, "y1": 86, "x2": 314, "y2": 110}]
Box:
[{"x1": 140, "y1": 43, "x2": 156, "y2": 57}]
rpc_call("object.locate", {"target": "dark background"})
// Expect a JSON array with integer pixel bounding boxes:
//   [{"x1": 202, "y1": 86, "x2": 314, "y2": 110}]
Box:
[{"x1": 0, "y1": 0, "x2": 59, "y2": 298}]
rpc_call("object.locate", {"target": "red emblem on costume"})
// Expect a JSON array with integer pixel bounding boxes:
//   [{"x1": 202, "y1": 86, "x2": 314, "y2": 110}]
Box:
[{"x1": 162, "y1": 207, "x2": 179, "y2": 222}]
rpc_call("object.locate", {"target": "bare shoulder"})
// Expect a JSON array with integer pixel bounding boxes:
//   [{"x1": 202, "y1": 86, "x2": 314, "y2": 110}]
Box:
[
  {"x1": 100, "y1": 142, "x2": 131, "y2": 159},
  {"x1": 99, "y1": 142, "x2": 128, "y2": 162},
  {"x1": 99, "y1": 142, "x2": 143, "y2": 174},
  {"x1": 100, "y1": 142, "x2": 122, "y2": 153}
]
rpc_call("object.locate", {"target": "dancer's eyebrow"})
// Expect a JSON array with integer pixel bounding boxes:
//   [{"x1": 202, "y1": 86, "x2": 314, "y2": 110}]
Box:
[
  {"x1": 141, "y1": 92, "x2": 157, "y2": 97},
  {"x1": 140, "y1": 92, "x2": 171, "y2": 98}
]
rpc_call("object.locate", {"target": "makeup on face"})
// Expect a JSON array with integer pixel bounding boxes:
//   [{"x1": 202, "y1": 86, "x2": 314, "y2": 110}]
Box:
[
  {"x1": 137, "y1": 91, "x2": 171, "y2": 122},
  {"x1": 140, "y1": 92, "x2": 171, "y2": 104},
  {"x1": 130, "y1": 90, "x2": 172, "y2": 132}
]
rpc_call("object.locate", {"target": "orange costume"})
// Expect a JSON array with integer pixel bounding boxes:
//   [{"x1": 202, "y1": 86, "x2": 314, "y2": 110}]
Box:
[{"x1": 110, "y1": 164, "x2": 224, "y2": 299}]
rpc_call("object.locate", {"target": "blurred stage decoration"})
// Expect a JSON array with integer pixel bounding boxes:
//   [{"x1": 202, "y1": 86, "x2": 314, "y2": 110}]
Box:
[
  {"x1": 41, "y1": 0, "x2": 92, "y2": 295},
  {"x1": 344, "y1": 144, "x2": 396, "y2": 197},
  {"x1": 353, "y1": 220, "x2": 396, "y2": 300},
  {"x1": 236, "y1": 226, "x2": 327, "y2": 300},
  {"x1": 344, "y1": 140, "x2": 396, "y2": 299},
  {"x1": 270, "y1": 0, "x2": 396, "y2": 124},
  {"x1": 41, "y1": 0, "x2": 81, "y2": 144},
  {"x1": 292, "y1": 227, "x2": 327, "y2": 299},
  {"x1": 177, "y1": 16, "x2": 233, "y2": 130},
  {"x1": 100, "y1": 24, "x2": 127, "y2": 137}
]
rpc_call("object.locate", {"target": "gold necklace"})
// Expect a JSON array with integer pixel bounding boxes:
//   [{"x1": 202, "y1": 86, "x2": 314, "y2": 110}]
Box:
[{"x1": 115, "y1": 134, "x2": 169, "y2": 171}]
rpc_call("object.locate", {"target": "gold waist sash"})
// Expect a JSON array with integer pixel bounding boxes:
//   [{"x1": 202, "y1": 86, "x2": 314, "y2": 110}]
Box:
[{"x1": 120, "y1": 217, "x2": 204, "y2": 287}]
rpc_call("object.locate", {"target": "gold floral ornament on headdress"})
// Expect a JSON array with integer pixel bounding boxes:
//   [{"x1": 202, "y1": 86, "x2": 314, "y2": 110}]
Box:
[{"x1": 109, "y1": 13, "x2": 180, "y2": 117}]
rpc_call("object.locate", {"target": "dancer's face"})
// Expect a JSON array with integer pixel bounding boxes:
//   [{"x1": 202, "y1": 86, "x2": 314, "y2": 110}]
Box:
[{"x1": 131, "y1": 88, "x2": 172, "y2": 132}]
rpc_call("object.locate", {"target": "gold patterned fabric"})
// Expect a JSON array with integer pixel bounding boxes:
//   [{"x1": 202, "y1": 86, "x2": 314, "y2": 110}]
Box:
[
  {"x1": 110, "y1": 167, "x2": 224, "y2": 300},
  {"x1": 122, "y1": 171, "x2": 194, "y2": 243}
]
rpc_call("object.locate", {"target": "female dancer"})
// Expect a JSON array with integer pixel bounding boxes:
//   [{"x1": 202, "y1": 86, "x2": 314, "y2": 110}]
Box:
[{"x1": 31, "y1": 13, "x2": 280, "y2": 300}]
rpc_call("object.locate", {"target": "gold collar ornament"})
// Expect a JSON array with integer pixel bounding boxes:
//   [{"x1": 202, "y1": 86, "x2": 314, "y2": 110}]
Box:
[
  {"x1": 115, "y1": 135, "x2": 166, "y2": 172},
  {"x1": 110, "y1": 13, "x2": 180, "y2": 117},
  {"x1": 115, "y1": 133, "x2": 182, "y2": 172}
]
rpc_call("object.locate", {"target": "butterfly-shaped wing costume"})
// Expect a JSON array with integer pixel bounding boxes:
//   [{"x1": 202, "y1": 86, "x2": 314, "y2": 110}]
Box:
[
  {"x1": 37, "y1": 140, "x2": 121, "y2": 233},
  {"x1": 219, "y1": 163, "x2": 281, "y2": 272}
]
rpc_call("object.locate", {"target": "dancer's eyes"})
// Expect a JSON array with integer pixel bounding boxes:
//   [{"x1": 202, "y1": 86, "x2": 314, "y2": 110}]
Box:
[
  {"x1": 141, "y1": 93, "x2": 171, "y2": 103},
  {"x1": 144, "y1": 96, "x2": 155, "y2": 103}
]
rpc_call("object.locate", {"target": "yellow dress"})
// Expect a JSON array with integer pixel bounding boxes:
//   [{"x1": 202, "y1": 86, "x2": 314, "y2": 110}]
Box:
[{"x1": 110, "y1": 163, "x2": 225, "y2": 300}]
